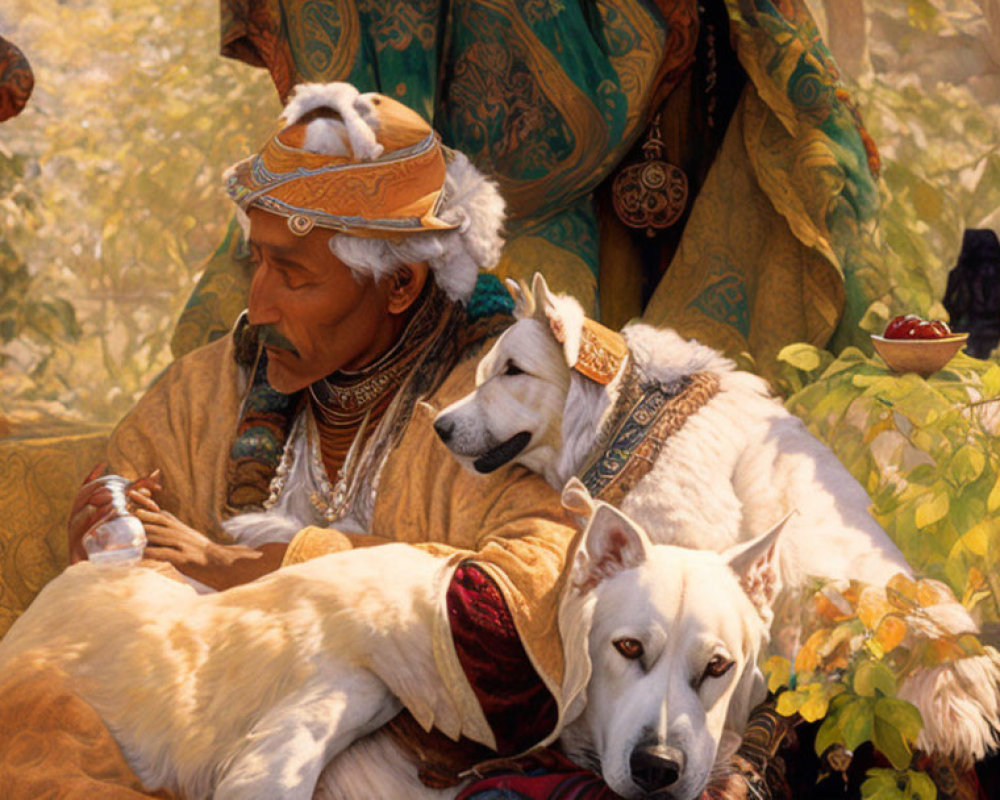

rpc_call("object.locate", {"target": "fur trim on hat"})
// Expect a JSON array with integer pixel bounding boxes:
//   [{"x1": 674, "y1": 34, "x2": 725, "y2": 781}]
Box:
[
  {"x1": 329, "y1": 151, "x2": 506, "y2": 303},
  {"x1": 281, "y1": 82, "x2": 383, "y2": 161}
]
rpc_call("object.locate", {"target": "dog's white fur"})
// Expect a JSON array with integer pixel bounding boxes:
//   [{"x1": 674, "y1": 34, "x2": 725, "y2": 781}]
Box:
[
  {"x1": 0, "y1": 547, "x2": 461, "y2": 800},
  {"x1": 556, "y1": 484, "x2": 786, "y2": 799},
  {"x1": 0, "y1": 493, "x2": 791, "y2": 800},
  {"x1": 434, "y1": 273, "x2": 1000, "y2": 763}
]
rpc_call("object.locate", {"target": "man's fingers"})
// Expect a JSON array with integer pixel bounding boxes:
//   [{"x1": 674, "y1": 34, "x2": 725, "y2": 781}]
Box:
[
  {"x1": 133, "y1": 508, "x2": 170, "y2": 524},
  {"x1": 143, "y1": 524, "x2": 182, "y2": 542},
  {"x1": 127, "y1": 490, "x2": 160, "y2": 513},
  {"x1": 70, "y1": 486, "x2": 114, "y2": 516},
  {"x1": 143, "y1": 546, "x2": 182, "y2": 565},
  {"x1": 132, "y1": 470, "x2": 164, "y2": 494}
]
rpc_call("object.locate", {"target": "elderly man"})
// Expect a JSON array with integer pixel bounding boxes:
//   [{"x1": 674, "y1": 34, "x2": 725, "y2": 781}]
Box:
[{"x1": 59, "y1": 81, "x2": 575, "y2": 791}]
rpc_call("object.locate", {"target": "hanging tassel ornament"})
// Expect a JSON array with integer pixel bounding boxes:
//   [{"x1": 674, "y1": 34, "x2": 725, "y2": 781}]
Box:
[{"x1": 611, "y1": 112, "x2": 689, "y2": 238}]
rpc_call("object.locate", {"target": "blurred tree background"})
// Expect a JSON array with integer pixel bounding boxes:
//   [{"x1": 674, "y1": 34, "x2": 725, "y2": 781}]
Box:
[
  {"x1": 0, "y1": 0, "x2": 277, "y2": 425},
  {"x1": 0, "y1": 0, "x2": 998, "y2": 425}
]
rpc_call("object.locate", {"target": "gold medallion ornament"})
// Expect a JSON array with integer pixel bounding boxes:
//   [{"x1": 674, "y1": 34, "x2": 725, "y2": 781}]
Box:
[
  {"x1": 611, "y1": 112, "x2": 689, "y2": 237},
  {"x1": 287, "y1": 213, "x2": 315, "y2": 236}
]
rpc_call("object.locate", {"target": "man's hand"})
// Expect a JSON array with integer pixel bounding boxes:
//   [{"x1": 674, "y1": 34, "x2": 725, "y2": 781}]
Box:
[
  {"x1": 67, "y1": 465, "x2": 162, "y2": 564},
  {"x1": 134, "y1": 500, "x2": 286, "y2": 590}
]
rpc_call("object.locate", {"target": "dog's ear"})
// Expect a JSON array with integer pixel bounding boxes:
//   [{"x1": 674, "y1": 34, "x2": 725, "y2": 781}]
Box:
[
  {"x1": 531, "y1": 272, "x2": 585, "y2": 367},
  {"x1": 722, "y1": 510, "x2": 795, "y2": 622},
  {"x1": 572, "y1": 502, "x2": 650, "y2": 593},
  {"x1": 505, "y1": 278, "x2": 535, "y2": 319},
  {"x1": 560, "y1": 477, "x2": 595, "y2": 520}
]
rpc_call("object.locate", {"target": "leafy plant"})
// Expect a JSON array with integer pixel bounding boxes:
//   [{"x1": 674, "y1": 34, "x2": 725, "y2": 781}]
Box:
[
  {"x1": 0, "y1": 0, "x2": 278, "y2": 423},
  {"x1": 778, "y1": 344, "x2": 1000, "y2": 620},
  {"x1": 765, "y1": 571, "x2": 990, "y2": 797}
]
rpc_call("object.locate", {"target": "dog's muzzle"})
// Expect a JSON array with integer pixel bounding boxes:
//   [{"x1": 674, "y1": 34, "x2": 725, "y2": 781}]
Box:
[
  {"x1": 630, "y1": 743, "x2": 685, "y2": 795},
  {"x1": 472, "y1": 431, "x2": 533, "y2": 474}
]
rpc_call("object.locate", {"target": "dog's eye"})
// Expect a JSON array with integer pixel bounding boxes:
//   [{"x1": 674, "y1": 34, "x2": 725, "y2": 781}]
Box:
[
  {"x1": 702, "y1": 655, "x2": 734, "y2": 680},
  {"x1": 613, "y1": 638, "x2": 644, "y2": 660},
  {"x1": 503, "y1": 360, "x2": 524, "y2": 376}
]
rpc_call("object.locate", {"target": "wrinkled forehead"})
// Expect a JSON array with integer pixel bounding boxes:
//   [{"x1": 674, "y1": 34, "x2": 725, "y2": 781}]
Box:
[{"x1": 476, "y1": 318, "x2": 568, "y2": 383}]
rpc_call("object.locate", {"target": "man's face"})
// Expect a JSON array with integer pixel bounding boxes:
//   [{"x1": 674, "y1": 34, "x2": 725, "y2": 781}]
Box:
[{"x1": 246, "y1": 208, "x2": 395, "y2": 393}]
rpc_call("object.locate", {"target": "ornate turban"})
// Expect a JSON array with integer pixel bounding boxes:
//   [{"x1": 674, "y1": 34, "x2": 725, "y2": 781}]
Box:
[
  {"x1": 224, "y1": 82, "x2": 505, "y2": 302},
  {"x1": 226, "y1": 83, "x2": 457, "y2": 238}
]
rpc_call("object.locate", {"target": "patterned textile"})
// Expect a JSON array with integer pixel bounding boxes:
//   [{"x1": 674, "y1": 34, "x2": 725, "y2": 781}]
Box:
[
  {"x1": 579, "y1": 367, "x2": 720, "y2": 505},
  {"x1": 172, "y1": 0, "x2": 886, "y2": 378},
  {"x1": 0, "y1": 35, "x2": 33, "y2": 122},
  {"x1": 642, "y1": 0, "x2": 885, "y2": 374},
  {"x1": 0, "y1": 429, "x2": 109, "y2": 639},
  {"x1": 447, "y1": 563, "x2": 557, "y2": 757},
  {"x1": 0, "y1": 663, "x2": 177, "y2": 799},
  {"x1": 171, "y1": 0, "x2": 668, "y2": 355},
  {"x1": 226, "y1": 88, "x2": 459, "y2": 236}
]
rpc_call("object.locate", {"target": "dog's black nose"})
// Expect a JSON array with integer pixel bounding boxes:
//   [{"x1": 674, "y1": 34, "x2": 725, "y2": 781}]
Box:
[
  {"x1": 630, "y1": 743, "x2": 685, "y2": 793},
  {"x1": 433, "y1": 417, "x2": 455, "y2": 443}
]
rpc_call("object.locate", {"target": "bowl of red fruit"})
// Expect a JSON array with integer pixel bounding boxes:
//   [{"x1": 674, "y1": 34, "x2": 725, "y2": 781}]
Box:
[{"x1": 871, "y1": 315, "x2": 968, "y2": 377}]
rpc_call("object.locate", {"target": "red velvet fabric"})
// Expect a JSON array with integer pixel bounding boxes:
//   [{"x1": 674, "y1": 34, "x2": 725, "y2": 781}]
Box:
[
  {"x1": 446, "y1": 562, "x2": 558, "y2": 756},
  {"x1": 456, "y1": 749, "x2": 622, "y2": 800}
]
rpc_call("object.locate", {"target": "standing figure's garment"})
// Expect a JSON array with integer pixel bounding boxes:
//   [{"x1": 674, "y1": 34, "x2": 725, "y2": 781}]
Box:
[{"x1": 177, "y1": 0, "x2": 889, "y2": 378}]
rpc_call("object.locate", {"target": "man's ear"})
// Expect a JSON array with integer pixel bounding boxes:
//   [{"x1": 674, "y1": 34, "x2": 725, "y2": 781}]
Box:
[
  {"x1": 722, "y1": 511, "x2": 795, "y2": 621},
  {"x1": 572, "y1": 503, "x2": 650, "y2": 594},
  {"x1": 387, "y1": 262, "x2": 430, "y2": 314}
]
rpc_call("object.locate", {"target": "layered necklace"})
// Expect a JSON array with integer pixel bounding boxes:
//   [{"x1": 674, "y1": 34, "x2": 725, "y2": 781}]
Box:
[{"x1": 304, "y1": 281, "x2": 448, "y2": 519}]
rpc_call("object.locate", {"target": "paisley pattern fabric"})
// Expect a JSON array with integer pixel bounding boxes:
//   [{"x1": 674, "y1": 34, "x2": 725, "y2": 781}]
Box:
[
  {"x1": 173, "y1": 0, "x2": 666, "y2": 354},
  {"x1": 642, "y1": 0, "x2": 884, "y2": 374},
  {"x1": 178, "y1": 0, "x2": 883, "y2": 377},
  {"x1": 0, "y1": 430, "x2": 109, "y2": 638}
]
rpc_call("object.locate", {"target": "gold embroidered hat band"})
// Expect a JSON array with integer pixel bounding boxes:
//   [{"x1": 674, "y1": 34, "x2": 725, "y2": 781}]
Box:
[{"x1": 225, "y1": 83, "x2": 458, "y2": 238}]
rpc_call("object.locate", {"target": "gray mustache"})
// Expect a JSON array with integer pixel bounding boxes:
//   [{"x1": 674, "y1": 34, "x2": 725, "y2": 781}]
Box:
[{"x1": 254, "y1": 326, "x2": 300, "y2": 358}]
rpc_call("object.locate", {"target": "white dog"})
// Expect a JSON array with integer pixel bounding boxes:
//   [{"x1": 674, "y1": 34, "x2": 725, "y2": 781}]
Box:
[
  {"x1": 0, "y1": 546, "x2": 457, "y2": 800},
  {"x1": 0, "y1": 491, "x2": 788, "y2": 800},
  {"x1": 556, "y1": 481, "x2": 786, "y2": 800},
  {"x1": 433, "y1": 273, "x2": 1000, "y2": 764}
]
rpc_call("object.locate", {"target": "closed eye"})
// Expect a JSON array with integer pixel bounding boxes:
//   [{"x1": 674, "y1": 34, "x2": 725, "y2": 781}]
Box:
[{"x1": 503, "y1": 360, "x2": 525, "y2": 376}]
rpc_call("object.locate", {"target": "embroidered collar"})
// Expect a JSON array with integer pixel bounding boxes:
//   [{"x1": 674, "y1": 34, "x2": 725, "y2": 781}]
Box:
[{"x1": 578, "y1": 361, "x2": 720, "y2": 504}]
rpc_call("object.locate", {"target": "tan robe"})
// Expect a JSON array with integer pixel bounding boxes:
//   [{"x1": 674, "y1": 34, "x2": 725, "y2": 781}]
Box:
[{"x1": 107, "y1": 333, "x2": 578, "y2": 748}]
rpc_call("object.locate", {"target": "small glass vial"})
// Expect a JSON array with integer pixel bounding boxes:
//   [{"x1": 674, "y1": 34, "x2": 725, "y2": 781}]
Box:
[{"x1": 82, "y1": 475, "x2": 147, "y2": 566}]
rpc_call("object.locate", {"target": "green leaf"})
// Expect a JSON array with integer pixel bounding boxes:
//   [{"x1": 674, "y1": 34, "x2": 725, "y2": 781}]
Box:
[
  {"x1": 950, "y1": 445, "x2": 986, "y2": 484},
  {"x1": 854, "y1": 659, "x2": 898, "y2": 698},
  {"x1": 873, "y1": 697, "x2": 923, "y2": 770},
  {"x1": 914, "y1": 492, "x2": 949, "y2": 529},
  {"x1": 908, "y1": 769, "x2": 938, "y2": 800},
  {"x1": 988, "y1": 479, "x2": 1000, "y2": 514},
  {"x1": 841, "y1": 697, "x2": 877, "y2": 750},
  {"x1": 905, "y1": 464, "x2": 938, "y2": 485},
  {"x1": 778, "y1": 343, "x2": 824, "y2": 373},
  {"x1": 861, "y1": 769, "x2": 908, "y2": 800}
]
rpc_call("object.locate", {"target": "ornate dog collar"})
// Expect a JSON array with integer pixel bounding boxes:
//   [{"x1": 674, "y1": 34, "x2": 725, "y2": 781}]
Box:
[{"x1": 578, "y1": 363, "x2": 721, "y2": 505}]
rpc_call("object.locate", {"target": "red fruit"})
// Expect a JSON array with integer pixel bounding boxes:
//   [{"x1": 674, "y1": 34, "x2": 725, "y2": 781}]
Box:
[
  {"x1": 912, "y1": 321, "x2": 940, "y2": 339},
  {"x1": 927, "y1": 320, "x2": 951, "y2": 338},
  {"x1": 884, "y1": 314, "x2": 921, "y2": 339}
]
